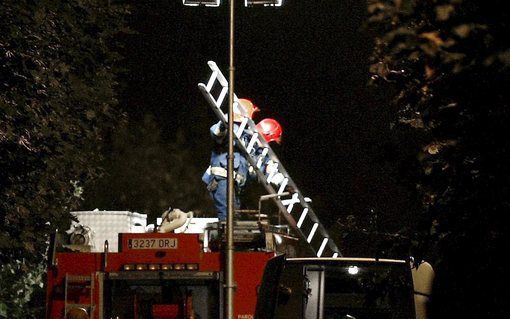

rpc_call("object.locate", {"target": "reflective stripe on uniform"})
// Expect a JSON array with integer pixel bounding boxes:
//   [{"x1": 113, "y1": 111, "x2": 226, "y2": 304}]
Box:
[
  {"x1": 210, "y1": 166, "x2": 245, "y2": 185},
  {"x1": 210, "y1": 166, "x2": 228, "y2": 178}
]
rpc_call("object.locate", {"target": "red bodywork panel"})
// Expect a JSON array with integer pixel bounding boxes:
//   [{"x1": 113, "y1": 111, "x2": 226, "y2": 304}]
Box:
[{"x1": 46, "y1": 233, "x2": 274, "y2": 319}]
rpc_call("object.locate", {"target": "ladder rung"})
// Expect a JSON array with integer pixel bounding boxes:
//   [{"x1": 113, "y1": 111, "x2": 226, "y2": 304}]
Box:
[
  {"x1": 66, "y1": 303, "x2": 92, "y2": 307},
  {"x1": 66, "y1": 275, "x2": 92, "y2": 283},
  {"x1": 198, "y1": 61, "x2": 342, "y2": 257}
]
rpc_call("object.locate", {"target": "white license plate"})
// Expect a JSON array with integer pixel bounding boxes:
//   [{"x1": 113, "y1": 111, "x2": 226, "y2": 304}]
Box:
[{"x1": 128, "y1": 238, "x2": 178, "y2": 250}]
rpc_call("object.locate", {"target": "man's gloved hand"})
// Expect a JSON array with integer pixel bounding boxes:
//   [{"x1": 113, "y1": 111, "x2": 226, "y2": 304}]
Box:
[
  {"x1": 265, "y1": 160, "x2": 277, "y2": 174},
  {"x1": 248, "y1": 165, "x2": 257, "y2": 177},
  {"x1": 265, "y1": 160, "x2": 285, "y2": 186},
  {"x1": 284, "y1": 184, "x2": 296, "y2": 194},
  {"x1": 212, "y1": 121, "x2": 227, "y2": 139},
  {"x1": 219, "y1": 121, "x2": 226, "y2": 132}
]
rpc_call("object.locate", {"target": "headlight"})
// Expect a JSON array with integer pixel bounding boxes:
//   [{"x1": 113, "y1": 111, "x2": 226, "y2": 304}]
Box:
[
  {"x1": 136, "y1": 264, "x2": 148, "y2": 271},
  {"x1": 148, "y1": 264, "x2": 161, "y2": 271},
  {"x1": 123, "y1": 264, "x2": 134, "y2": 271},
  {"x1": 67, "y1": 306, "x2": 89, "y2": 319}
]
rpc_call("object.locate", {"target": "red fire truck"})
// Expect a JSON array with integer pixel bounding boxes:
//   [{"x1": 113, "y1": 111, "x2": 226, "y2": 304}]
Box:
[
  {"x1": 46, "y1": 217, "x2": 281, "y2": 319},
  {"x1": 45, "y1": 61, "x2": 433, "y2": 319},
  {"x1": 45, "y1": 214, "x2": 432, "y2": 319}
]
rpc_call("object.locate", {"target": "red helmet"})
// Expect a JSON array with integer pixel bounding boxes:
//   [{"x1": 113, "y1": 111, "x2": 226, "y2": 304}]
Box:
[{"x1": 256, "y1": 118, "x2": 283, "y2": 143}]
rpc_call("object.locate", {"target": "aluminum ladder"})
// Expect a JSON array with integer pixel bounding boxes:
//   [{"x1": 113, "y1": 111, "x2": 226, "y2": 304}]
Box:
[
  {"x1": 198, "y1": 61, "x2": 341, "y2": 258},
  {"x1": 64, "y1": 273, "x2": 95, "y2": 318}
]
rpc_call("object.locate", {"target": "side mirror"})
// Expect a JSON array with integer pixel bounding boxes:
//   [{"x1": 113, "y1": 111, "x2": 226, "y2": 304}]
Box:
[{"x1": 277, "y1": 285, "x2": 292, "y2": 305}]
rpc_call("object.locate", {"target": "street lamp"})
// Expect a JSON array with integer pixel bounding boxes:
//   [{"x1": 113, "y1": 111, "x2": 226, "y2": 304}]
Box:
[
  {"x1": 182, "y1": 0, "x2": 220, "y2": 7},
  {"x1": 183, "y1": 0, "x2": 282, "y2": 7},
  {"x1": 245, "y1": 0, "x2": 283, "y2": 7},
  {"x1": 182, "y1": 1, "x2": 284, "y2": 318}
]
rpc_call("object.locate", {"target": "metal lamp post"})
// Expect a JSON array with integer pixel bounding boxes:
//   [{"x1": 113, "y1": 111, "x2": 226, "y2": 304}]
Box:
[{"x1": 182, "y1": 1, "x2": 283, "y2": 318}]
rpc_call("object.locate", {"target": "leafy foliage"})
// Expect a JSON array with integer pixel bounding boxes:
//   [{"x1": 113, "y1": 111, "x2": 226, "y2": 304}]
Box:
[
  {"x1": 368, "y1": 0, "x2": 509, "y2": 317},
  {"x1": 0, "y1": 260, "x2": 45, "y2": 318},
  {"x1": 0, "y1": 0, "x2": 128, "y2": 317}
]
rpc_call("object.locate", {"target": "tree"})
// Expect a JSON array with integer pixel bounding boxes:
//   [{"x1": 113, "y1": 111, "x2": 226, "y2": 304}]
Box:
[
  {"x1": 0, "y1": 1, "x2": 128, "y2": 317},
  {"x1": 368, "y1": 0, "x2": 509, "y2": 317}
]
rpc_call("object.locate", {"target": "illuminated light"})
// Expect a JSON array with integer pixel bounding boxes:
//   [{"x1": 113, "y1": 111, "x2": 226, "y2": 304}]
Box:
[
  {"x1": 347, "y1": 266, "x2": 359, "y2": 275},
  {"x1": 296, "y1": 208, "x2": 308, "y2": 228},
  {"x1": 161, "y1": 264, "x2": 173, "y2": 271},
  {"x1": 173, "y1": 264, "x2": 186, "y2": 270},
  {"x1": 245, "y1": 0, "x2": 283, "y2": 7},
  {"x1": 332, "y1": 253, "x2": 339, "y2": 258},
  {"x1": 186, "y1": 263, "x2": 199, "y2": 270},
  {"x1": 136, "y1": 264, "x2": 148, "y2": 271},
  {"x1": 67, "y1": 307, "x2": 89, "y2": 319},
  {"x1": 123, "y1": 264, "x2": 134, "y2": 271},
  {"x1": 317, "y1": 238, "x2": 328, "y2": 257},
  {"x1": 183, "y1": 0, "x2": 283, "y2": 8},
  {"x1": 307, "y1": 223, "x2": 318, "y2": 243},
  {"x1": 183, "y1": 0, "x2": 221, "y2": 7},
  {"x1": 148, "y1": 264, "x2": 161, "y2": 271}
]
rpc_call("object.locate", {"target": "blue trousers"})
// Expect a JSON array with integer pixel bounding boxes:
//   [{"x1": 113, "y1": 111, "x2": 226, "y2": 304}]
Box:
[{"x1": 211, "y1": 178, "x2": 240, "y2": 221}]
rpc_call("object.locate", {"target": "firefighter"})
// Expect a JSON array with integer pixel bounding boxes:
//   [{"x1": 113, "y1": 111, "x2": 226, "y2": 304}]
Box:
[
  {"x1": 202, "y1": 99, "x2": 259, "y2": 221},
  {"x1": 256, "y1": 118, "x2": 283, "y2": 144},
  {"x1": 254, "y1": 118, "x2": 285, "y2": 186}
]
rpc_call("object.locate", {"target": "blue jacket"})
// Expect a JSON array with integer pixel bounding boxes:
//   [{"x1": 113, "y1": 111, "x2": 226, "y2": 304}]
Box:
[{"x1": 202, "y1": 121, "x2": 252, "y2": 187}]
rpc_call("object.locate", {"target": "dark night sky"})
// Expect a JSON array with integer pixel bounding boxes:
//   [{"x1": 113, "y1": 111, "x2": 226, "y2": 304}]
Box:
[{"x1": 120, "y1": 0, "x2": 415, "y2": 231}]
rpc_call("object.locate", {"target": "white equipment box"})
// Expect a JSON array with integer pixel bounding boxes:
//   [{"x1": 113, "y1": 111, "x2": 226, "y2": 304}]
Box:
[
  {"x1": 174, "y1": 217, "x2": 219, "y2": 234},
  {"x1": 71, "y1": 210, "x2": 147, "y2": 252}
]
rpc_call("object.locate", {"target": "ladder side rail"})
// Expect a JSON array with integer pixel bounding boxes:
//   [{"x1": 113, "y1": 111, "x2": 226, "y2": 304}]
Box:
[
  {"x1": 90, "y1": 273, "x2": 95, "y2": 318},
  {"x1": 198, "y1": 62, "x2": 341, "y2": 257},
  {"x1": 199, "y1": 83, "x2": 311, "y2": 248},
  {"x1": 204, "y1": 102, "x2": 340, "y2": 257},
  {"x1": 199, "y1": 79, "x2": 340, "y2": 257},
  {"x1": 198, "y1": 89, "x2": 339, "y2": 256},
  {"x1": 242, "y1": 119, "x2": 341, "y2": 256},
  {"x1": 199, "y1": 82, "x2": 299, "y2": 227}
]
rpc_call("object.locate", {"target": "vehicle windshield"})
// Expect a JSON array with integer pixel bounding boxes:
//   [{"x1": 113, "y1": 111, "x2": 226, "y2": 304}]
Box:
[
  {"x1": 321, "y1": 263, "x2": 414, "y2": 319},
  {"x1": 273, "y1": 261, "x2": 415, "y2": 319}
]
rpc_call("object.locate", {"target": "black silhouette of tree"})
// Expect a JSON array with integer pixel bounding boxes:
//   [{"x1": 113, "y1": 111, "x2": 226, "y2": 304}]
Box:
[
  {"x1": 0, "y1": 1, "x2": 128, "y2": 316},
  {"x1": 367, "y1": 0, "x2": 509, "y2": 317}
]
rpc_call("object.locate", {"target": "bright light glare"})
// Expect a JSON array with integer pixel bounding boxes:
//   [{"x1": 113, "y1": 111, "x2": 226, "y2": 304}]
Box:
[
  {"x1": 245, "y1": 0, "x2": 283, "y2": 7},
  {"x1": 347, "y1": 266, "x2": 359, "y2": 275},
  {"x1": 183, "y1": 0, "x2": 221, "y2": 7}
]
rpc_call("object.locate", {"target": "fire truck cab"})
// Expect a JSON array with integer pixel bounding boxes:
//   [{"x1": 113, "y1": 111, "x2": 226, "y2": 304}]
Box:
[{"x1": 255, "y1": 256, "x2": 418, "y2": 319}]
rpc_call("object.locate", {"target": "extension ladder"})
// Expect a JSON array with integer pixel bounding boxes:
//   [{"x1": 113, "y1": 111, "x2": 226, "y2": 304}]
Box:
[{"x1": 198, "y1": 61, "x2": 341, "y2": 257}]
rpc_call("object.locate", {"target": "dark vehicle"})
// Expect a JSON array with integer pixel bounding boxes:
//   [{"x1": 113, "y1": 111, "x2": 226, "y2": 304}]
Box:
[{"x1": 255, "y1": 256, "x2": 416, "y2": 319}]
